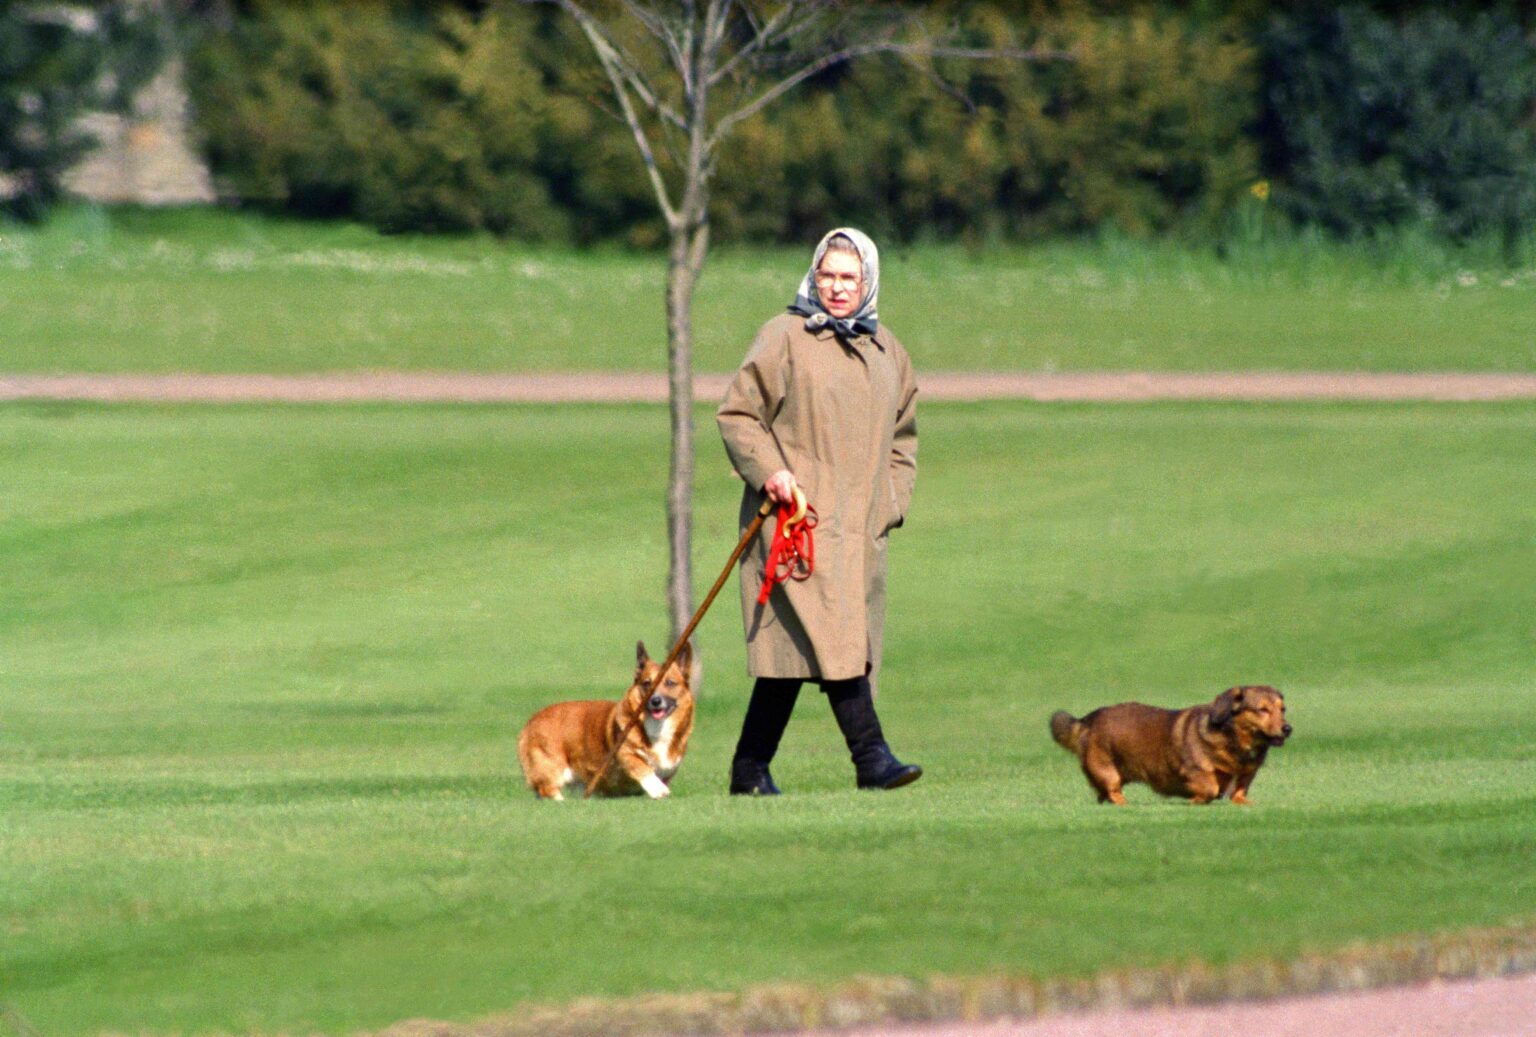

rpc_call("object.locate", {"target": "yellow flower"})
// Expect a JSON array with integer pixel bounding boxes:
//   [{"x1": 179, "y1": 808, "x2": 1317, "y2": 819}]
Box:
[{"x1": 1250, "y1": 180, "x2": 1271, "y2": 202}]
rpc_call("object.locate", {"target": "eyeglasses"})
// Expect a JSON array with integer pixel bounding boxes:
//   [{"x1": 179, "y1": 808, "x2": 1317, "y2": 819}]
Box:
[{"x1": 814, "y1": 271, "x2": 862, "y2": 291}]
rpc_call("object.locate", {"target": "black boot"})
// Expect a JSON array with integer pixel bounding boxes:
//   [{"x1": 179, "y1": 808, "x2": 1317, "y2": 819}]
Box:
[
  {"x1": 730, "y1": 758, "x2": 780, "y2": 796},
  {"x1": 729, "y1": 678, "x2": 801, "y2": 795},
  {"x1": 824, "y1": 676, "x2": 923, "y2": 790}
]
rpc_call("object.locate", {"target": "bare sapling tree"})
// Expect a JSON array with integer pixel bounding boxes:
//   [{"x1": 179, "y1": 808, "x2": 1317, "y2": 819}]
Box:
[{"x1": 535, "y1": 0, "x2": 1064, "y2": 669}]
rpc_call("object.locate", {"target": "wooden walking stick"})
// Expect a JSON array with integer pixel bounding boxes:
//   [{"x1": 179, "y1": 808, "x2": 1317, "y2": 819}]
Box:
[{"x1": 583, "y1": 494, "x2": 783, "y2": 798}]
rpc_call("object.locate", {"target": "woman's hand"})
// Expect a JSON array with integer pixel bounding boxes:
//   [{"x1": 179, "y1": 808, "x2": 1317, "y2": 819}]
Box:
[{"x1": 764, "y1": 469, "x2": 799, "y2": 506}]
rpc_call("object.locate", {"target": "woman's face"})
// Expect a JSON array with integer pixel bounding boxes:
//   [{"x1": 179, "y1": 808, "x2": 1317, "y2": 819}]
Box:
[{"x1": 814, "y1": 249, "x2": 864, "y2": 320}]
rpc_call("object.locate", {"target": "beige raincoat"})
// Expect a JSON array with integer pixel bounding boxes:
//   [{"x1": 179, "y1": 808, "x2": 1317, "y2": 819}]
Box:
[{"x1": 717, "y1": 312, "x2": 918, "y2": 680}]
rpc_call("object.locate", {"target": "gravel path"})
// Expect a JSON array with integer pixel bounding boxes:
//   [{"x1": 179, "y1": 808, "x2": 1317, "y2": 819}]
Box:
[
  {"x1": 784, "y1": 972, "x2": 1536, "y2": 1037},
  {"x1": 5, "y1": 370, "x2": 1536, "y2": 403}
]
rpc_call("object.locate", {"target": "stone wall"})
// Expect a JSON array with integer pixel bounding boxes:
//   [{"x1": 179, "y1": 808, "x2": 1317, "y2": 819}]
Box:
[{"x1": 63, "y1": 57, "x2": 214, "y2": 205}]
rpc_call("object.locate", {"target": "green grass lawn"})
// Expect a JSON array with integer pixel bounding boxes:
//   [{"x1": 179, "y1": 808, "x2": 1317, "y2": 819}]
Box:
[
  {"x1": 4, "y1": 399, "x2": 1535, "y2": 1036},
  {"x1": 3, "y1": 206, "x2": 1534, "y2": 373}
]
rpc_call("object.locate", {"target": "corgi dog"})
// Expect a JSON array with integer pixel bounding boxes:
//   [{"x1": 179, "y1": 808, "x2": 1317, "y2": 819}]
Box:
[{"x1": 517, "y1": 641, "x2": 694, "y2": 800}]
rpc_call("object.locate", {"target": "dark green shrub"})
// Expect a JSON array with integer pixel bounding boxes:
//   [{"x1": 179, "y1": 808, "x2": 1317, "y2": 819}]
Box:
[
  {"x1": 523, "y1": 15, "x2": 662, "y2": 247},
  {"x1": 188, "y1": 2, "x2": 566, "y2": 238},
  {"x1": 711, "y1": 5, "x2": 1258, "y2": 243},
  {"x1": 184, "y1": 3, "x2": 1254, "y2": 245},
  {"x1": 1259, "y1": 6, "x2": 1536, "y2": 246},
  {"x1": 991, "y1": 8, "x2": 1259, "y2": 239}
]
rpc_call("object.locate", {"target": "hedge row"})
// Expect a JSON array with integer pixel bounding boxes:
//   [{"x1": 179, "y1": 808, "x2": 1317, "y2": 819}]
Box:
[{"x1": 184, "y1": 3, "x2": 1536, "y2": 245}]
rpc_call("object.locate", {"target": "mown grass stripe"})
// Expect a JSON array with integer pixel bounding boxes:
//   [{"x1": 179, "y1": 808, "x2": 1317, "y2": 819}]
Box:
[{"x1": 4, "y1": 400, "x2": 1533, "y2": 1036}]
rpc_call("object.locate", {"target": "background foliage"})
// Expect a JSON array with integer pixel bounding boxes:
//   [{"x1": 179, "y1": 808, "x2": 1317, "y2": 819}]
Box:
[
  {"x1": 177, "y1": 2, "x2": 1536, "y2": 247},
  {"x1": 712, "y1": 6, "x2": 1258, "y2": 244},
  {"x1": 187, "y1": 4, "x2": 565, "y2": 237},
  {"x1": 1259, "y1": 6, "x2": 1536, "y2": 252}
]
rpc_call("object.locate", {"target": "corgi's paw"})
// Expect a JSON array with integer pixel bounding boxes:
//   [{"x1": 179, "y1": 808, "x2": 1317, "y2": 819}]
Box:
[{"x1": 640, "y1": 773, "x2": 671, "y2": 799}]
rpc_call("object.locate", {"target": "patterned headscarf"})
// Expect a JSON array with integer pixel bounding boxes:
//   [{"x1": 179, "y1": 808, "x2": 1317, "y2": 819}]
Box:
[{"x1": 788, "y1": 227, "x2": 880, "y2": 340}]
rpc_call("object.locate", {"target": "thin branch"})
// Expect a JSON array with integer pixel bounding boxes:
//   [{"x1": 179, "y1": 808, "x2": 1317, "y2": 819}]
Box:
[
  {"x1": 559, "y1": 0, "x2": 681, "y2": 227},
  {"x1": 679, "y1": 16, "x2": 697, "y2": 102},
  {"x1": 773, "y1": 6, "x2": 835, "y2": 49},
  {"x1": 898, "y1": 51, "x2": 977, "y2": 114},
  {"x1": 709, "y1": 39, "x2": 1072, "y2": 149},
  {"x1": 915, "y1": 45, "x2": 1074, "y2": 62},
  {"x1": 619, "y1": 0, "x2": 693, "y2": 99},
  {"x1": 603, "y1": 27, "x2": 689, "y2": 130},
  {"x1": 681, "y1": 0, "x2": 699, "y2": 101},
  {"x1": 702, "y1": 0, "x2": 733, "y2": 69},
  {"x1": 549, "y1": 0, "x2": 690, "y2": 133},
  {"x1": 615, "y1": 0, "x2": 668, "y2": 40},
  {"x1": 578, "y1": 89, "x2": 688, "y2": 174},
  {"x1": 693, "y1": 0, "x2": 737, "y2": 116},
  {"x1": 677, "y1": 3, "x2": 719, "y2": 223},
  {"x1": 708, "y1": 36, "x2": 900, "y2": 148},
  {"x1": 708, "y1": 0, "x2": 821, "y2": 87}
]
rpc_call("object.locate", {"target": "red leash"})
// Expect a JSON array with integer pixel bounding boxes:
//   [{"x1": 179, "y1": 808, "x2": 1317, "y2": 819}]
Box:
[{"x1": 758, "y1": 491, "x2": 817, "y2": 604}]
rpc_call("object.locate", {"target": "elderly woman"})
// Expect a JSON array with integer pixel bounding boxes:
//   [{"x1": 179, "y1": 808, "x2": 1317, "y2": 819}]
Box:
[{"x1": 716, "y1": 228, "x2": 922, "y2": 795}]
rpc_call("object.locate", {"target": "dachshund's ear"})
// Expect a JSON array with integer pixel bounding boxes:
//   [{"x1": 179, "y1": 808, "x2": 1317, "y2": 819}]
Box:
[{"x1": 1211, "y1": 688, "x2": 1238, "y2": 729}]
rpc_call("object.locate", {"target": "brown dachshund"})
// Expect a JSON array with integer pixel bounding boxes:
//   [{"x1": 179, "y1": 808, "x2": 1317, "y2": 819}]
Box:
[{"x1": 1050, "y1": 685, "x2": 1291, "y2": 805}]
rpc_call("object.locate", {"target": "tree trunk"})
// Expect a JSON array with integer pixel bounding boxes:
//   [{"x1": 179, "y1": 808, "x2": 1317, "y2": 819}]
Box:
[
  {"x1": 663, "y1": 223, "x2": 698, "y2": 653},
  {"x1": 666, "y1": 32, "x2": 715, "y2": 680}
]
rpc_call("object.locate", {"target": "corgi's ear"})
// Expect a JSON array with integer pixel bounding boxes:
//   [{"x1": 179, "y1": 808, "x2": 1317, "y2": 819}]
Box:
[
  {"x1": 635, "y1": 640, "x2": 650, "y2": 678},
  {"x1": 674, "y1": 640, "x2": 693, "y2": 680},
  {"x1": 1211, "y1": 688, "x2": 1237, "y2": 729}
]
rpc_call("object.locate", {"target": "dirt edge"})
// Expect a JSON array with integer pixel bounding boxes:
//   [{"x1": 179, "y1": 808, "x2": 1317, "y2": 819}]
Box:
[
  {"x1": 370, "y1": 923, "x2": 1536, "y2": 1037},
  {"x1": 6, "y1": 371, "x2": 1536, "y2": 404}
]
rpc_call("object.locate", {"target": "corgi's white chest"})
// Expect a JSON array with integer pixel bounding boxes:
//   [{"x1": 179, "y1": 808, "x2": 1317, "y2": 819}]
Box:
[{"x1": 644, "y1": 715, "x2": 680, "y2": 777}]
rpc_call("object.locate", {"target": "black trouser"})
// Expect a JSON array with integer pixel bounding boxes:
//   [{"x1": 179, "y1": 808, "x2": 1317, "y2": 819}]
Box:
[{"x1": 733, "y1": 674, "x2": 888, "y2": 772}]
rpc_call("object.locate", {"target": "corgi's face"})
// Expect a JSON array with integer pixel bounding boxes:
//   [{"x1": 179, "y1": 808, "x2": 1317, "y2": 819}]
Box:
[{"x1": 628, "y1": 640, "x2": 693, "y2": 722}]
